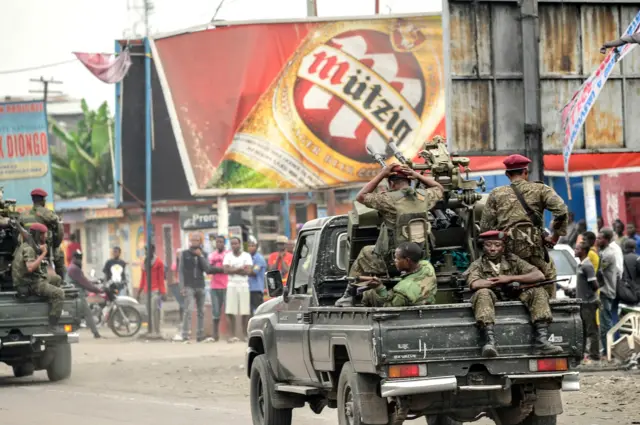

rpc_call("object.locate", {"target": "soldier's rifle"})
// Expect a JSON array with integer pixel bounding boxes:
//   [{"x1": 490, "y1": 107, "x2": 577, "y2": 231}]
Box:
[
  {"x1": 346, "y1": 275, "x2": 402, "y2": 290},
  {"x1": 492, "y1": 278, "x2": 570, "y2": 296}
]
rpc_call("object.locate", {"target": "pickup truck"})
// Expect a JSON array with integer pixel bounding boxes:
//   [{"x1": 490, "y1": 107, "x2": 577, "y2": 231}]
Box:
[
  {"x1": 0, "y1": 282, "x2": 81, "y2": 381},
  {"x1": 246, "y1": 216, "x2": 584, "y2": 425}
]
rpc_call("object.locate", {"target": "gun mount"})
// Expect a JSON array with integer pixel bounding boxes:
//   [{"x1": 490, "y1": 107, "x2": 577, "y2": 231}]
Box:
[{"x1": 346, "y1": 136, "x2": 488, "y2": 303}]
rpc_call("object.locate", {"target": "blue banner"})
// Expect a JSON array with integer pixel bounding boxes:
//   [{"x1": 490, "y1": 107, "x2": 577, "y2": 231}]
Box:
[{"x1": 0, "y1": 100, "x2": 54, "y2": 211}]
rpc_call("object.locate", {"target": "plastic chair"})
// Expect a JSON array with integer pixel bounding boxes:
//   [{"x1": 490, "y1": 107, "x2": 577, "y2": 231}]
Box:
[{"x1": 606, "y1": 310, "x2": 640, "y2": 362}]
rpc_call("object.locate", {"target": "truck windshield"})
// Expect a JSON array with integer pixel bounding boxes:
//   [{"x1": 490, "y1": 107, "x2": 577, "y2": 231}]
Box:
[{"x1": 548, "y1": 249, "x2": 577, "y2": 276}]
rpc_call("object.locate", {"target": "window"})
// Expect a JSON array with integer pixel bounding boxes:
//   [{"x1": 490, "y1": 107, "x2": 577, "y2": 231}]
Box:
[
  {"x1": 549, "y1": 249, "x2": 577, "y2": 276},
  {"x1": 336, "y1": 233, "x2": 348, "y2": 271},
  {"x1": 292, "y1": 231, "x2": 318, "y2": 290}
]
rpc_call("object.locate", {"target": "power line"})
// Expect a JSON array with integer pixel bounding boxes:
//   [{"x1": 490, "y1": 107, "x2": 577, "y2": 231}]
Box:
[{"x1": 0, "y1": 59, "x2": 77, "y2": 76}]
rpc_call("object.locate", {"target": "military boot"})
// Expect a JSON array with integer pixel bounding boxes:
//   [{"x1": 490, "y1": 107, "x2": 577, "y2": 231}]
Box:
[
  {"x1": 48, "y1": 315, "x2": 61, "y2": 333},
  {"x1": 533, "y1": 322, "x2": 563, "y2": 355},
  {"x1": 334, "y1": 285, "x2": 356, "y2": 307},
  {"x1": 481, "y1": 324, "x2": 499, "y2": 357}
]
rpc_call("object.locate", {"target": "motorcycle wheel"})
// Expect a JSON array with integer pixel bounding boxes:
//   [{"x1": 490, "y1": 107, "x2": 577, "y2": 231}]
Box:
[{"x1": 108, "y1": 305, "x2": 142, "y2": 337}]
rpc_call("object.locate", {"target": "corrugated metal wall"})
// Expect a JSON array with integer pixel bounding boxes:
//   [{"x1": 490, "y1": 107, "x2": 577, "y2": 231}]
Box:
[{"x1": 448, "y1": 1, "x2": 640, "y2": 153}]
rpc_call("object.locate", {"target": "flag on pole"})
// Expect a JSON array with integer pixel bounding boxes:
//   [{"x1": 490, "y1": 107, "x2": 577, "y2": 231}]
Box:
[
  {"x1": 73, "y1": 50, "x2": 132, "y2": 84},
  {"x1": 560, "y1": 10, "x2": 640, "y2": 200}
]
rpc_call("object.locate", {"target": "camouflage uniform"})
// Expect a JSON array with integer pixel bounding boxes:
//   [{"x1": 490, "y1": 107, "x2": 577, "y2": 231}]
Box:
[
  {"x1": 362, "y1": 260, "x2": 437, "y2": 307},
  {"x1": 20, "y1": 205, "x2": 66, "y2": 279},
  {"x1": 479, "y1": 180, "x2": 568, "y2": 297},
  {"x1": 350, "y1": 187, "x2": 442, "y2": 277},
  {"x1": 466, "y1": 253, "x2": 552, "y2": 325},
  {"x1": 12, "y1": 242, "x2": 64, "y2": 318}
]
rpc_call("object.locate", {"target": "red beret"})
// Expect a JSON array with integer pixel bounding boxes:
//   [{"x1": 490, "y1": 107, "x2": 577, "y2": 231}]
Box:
[
  {"x1": 479, "y1": 230, "x2": 505, "y2": 241},
  {"x1": 503, "y1": 154, "x2": 531, "y2": 171},
  {"x1": 30, "y1": 188, "x2": 48, "y2": 197},
  {"x1": 28, "y1": 223, "x2": 48, "y2": 233},
  {"x1": 388, "y1": 164, "x2": 410, "y2": 179}
]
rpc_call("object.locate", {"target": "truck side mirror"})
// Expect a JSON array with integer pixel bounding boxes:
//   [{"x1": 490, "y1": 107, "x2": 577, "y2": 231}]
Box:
[{"x1": 266, "y1": 270, "x2": 284, "y2": 298}]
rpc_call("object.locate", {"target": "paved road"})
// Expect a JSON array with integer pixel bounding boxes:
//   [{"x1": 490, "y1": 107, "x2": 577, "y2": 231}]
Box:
[{"x1": 0, "y1": 330, "x2": 638, "y2": 424}]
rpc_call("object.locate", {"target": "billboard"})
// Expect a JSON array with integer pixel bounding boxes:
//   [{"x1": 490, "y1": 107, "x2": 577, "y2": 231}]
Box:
[
  {"x1": 152, "y1": 15, "x2": 445, "y2": 194},
  {"x1": 0, "y1": 101, "x2": 54, "y2": 211}
]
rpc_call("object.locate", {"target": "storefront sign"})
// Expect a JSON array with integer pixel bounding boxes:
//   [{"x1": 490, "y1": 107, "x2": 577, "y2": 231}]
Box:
[
  {"x1": 84, "y1": 208, "x2": 124, "y2": 221},
  {"x1": 181, "y1": 212, "x2": 217, "y2": 230}
]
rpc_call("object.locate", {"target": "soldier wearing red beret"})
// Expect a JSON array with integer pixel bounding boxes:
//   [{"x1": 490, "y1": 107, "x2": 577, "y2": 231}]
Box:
[
  {"x1": 20, "y1": 188, "x2": 66, "y2": 280},
  {"x1": 479, "y1": 154, "x2": 568, "y2": 298},
  {"x1": 466, "y1": 230, "x2": 562, "y2": 357},
  {"x1": 11, "y1": 222, "x2": 65, "y2": 331},
  {"x1": 335, "y1": 163, "x2": 444, "y2": 306}
]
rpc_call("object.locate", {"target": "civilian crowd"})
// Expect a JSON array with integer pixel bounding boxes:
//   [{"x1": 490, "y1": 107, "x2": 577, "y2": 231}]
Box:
[{"x1": 560, "y1": 213, "x2": 640, "y2": 364}]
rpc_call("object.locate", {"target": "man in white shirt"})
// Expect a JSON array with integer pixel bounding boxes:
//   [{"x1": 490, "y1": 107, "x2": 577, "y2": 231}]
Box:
[
  {"x1": 610, "y1": 239, "x2": 624, "y2": 279},
  {"x1": 223, "y1": 237, "x2": 253, "y2": 342}
]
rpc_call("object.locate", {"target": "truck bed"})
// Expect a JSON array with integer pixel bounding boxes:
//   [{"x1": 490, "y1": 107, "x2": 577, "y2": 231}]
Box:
[
  {"x1": 0, "y1": 287, "x2": 81, "y2": 337},
  {"x1": 308, "y1": 299, "x2": 582, "y2": 378}
]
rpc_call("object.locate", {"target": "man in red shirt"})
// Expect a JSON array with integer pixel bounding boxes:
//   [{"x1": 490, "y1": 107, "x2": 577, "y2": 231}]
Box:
[
  {"x1": 139, "y1": 244, "x2": 166, "y2": 336},
  {"x1": 65, "y1": 234, "x2": 81, "y2": 267},
  {"x1": 268, "y1": 235, "x2": 293, "y2": 285}
]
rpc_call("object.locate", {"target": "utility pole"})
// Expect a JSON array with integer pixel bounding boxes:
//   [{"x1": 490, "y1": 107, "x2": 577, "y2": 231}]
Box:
[
  {"x1": 520, "y1": 0, "x2": 544, "y2": 182},
  {"x1": 306, "y1": 0, "x2": 317, "y2": 18},
  {"x1": 29, "y1": 77, "x2": 63, "y2": 104},
  {"x1": 374, "y1": 0, "x2": 380, "y2": 14}
]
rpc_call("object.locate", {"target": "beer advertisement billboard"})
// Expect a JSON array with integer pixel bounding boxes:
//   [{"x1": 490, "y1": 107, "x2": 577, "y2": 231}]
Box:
[{"x1": 151, "y1": 15, "x2": 444, "y2": 194}]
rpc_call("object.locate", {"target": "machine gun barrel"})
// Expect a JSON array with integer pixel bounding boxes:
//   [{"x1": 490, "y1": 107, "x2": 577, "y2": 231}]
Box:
[
  {"x1": 366, "y1": 146, "x2": 387, "y2": 168},
  {"x1": 387, "y1": 139, "x2": 409, "y2": 165}
]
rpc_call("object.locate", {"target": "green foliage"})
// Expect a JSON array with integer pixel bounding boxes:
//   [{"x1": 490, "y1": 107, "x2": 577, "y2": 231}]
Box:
[
  {"x1": 49, "y1": 100, "x2": 114, "y2": 199},
  {"x1": 207, "y1": 160, "x2": 274, "y2": 189}
]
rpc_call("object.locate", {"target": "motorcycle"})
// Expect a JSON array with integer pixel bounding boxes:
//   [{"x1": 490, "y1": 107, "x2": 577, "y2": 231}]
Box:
[{"x1": 86, "y1": 272, "x2": 143, "y2": 337}]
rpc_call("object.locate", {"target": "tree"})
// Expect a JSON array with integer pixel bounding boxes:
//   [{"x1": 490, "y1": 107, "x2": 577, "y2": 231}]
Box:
[{"x1": 50, "y1": 100, "x2": 114, "y2": 199}]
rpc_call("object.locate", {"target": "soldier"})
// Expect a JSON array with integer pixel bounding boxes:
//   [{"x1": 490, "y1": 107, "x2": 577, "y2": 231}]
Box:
[
  {"x1": 466, "y1": 230, "x2": 563, "y2": 357},
  {"x1": 335, "y1": 163, "x2": 443, "y2": 306},
  {"x1": 12, "y1": 223, "x2": 65, "y2": 331},
  {"x1": 479, "y1": 154, "x2": 568, "y2": 298},
  {"x1": 360, "y1": 242, "x2": 437, "y2": 307},
  {"x1": 20, "y1": 188, "x2": 66, "y2": 280}
]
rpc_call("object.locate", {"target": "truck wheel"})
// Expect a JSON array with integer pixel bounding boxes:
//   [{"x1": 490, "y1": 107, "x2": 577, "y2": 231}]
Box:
[
  {"x1": 46, "y1": 342, "x2": 72, "y2": 382},
  {"x1": 338, "y1": 361, "x2": 374, "y2": 425},
  {"x1": 250, "y1": 354, "x2": 292, "y2": 425},
  {"x1": 12, "y1": 363, "x2": 35, "y2": 378},
  {"x1": 520, "y1": 414, "x2": 557, "y2": 425}
]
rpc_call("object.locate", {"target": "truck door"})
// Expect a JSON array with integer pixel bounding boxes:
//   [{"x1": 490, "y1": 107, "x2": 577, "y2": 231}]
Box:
[{"x1": 275, "y1": 230, "x2": 318, "y2": 384}]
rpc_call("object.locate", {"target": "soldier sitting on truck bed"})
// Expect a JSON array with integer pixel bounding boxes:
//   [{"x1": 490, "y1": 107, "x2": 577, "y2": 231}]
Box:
[
  {"x1": 20, "y1": 188, "x2": 66, "y2": 280},
  {"x1": 359, "y1": 242, "x2": 437, "y2": 307},
  {"x1": 11, "y1": 223, "x2": 65, "y2": 332},
  {"x1": 335, "y1": 163, "x2": 443, "y2": 306},
  {"x1": 466, "y1": 230, "x2": 563, "y2": 357}
]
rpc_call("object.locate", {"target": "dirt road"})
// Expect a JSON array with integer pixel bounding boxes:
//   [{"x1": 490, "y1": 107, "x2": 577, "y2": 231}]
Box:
[{"x1": 0, "y1": 331, "x2": 638, "y2": 424}]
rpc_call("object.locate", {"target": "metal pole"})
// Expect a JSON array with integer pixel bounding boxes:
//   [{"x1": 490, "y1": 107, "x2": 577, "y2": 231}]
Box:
[
  {"x1": 114, "y1": 41, "x2": 123, "y2": 207},
  {"x1": 374, "y1": 0, "x2": 379, "y2": 14},
  {"x1": 520, "y1": 0, "x2": 544, "y2": 181},
  {"x1": 307, "y1": 0, "x2": 317, "y2": 17},
  {"x1": 144, "y1": 37, "x2": 153, "y2": 334}
]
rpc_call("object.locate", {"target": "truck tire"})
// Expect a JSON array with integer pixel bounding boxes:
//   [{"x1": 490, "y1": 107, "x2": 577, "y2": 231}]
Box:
[
  {"x1": 338, "y1": 361, "x2": 379, "y2": 425},
  {"x1": 426, "y1": 415, "x2": 462, "y2": 425},
  {"x1": 12, "y1": 363, "x2": 35, "y2": 378},
  {"x1": 250, "y1": 354, "x2": 292, "y2": 425},
  {"x1": 46, "y1": 342, "x2": 72, "y2": 382},
  {"x1": 520, "y1": 414, "x2": 557, "y2": 425}
]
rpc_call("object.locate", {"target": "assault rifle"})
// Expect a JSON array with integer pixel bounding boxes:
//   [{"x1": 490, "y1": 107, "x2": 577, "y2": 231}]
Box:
[
  {"x1": 347, "y1": 276, "x2": 402, "y2": 287},
  {"x1": 493, "y1": 278, "x2": 570, "y2": 298}
]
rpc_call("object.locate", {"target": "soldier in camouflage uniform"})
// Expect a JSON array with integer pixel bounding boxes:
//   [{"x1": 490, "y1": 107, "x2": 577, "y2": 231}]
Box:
[
  {"x1": 479, "y1": 155, "x2": 568, "y2": 298},
  {"x1": 466, "y1": 230, "x2": 563, "y2": 357},
  {"x1": 20, "y1": 188, "x2": 66, "y2": 280},
  {"x1": 361, "y1": 242, "x2": 437, "y2": 307},
  {"x1": 12, "y1": 223, "x2": 65, "y2": 331},
  {"x1": 335, "y1": 164, "x2": 443, "y2": 306}
]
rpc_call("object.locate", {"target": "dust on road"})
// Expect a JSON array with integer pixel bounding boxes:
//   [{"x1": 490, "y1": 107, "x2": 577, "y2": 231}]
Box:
[{"x1": 0, "y1": 330, "x2": 638, "y2": 425}]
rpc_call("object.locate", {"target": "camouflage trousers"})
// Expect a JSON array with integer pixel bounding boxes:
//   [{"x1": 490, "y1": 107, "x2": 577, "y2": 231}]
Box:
[
  {"x1": 349, "y1": 245, "x2": 387, "y2": 277},
  {"x1": 53, "y1": 247, "x2": 66, "y2": 279},
  {"x1": 470, "y1": 287, "x2": 552, "y2": 326},
  {"x1": 25, "y1": 275, "x2": 64, "y2": 318}
]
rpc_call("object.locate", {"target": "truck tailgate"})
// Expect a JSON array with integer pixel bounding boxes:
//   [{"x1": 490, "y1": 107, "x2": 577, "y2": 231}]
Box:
[
  {"x1": 378, "y1": 300, "x2": 582, "y2": 367},
  {"x1": 0, "y1": 288, "x2": 81, "y2": 337}
]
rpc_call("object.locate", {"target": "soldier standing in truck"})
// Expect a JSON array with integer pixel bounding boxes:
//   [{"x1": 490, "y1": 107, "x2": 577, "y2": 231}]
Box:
[
  {"x1": 335, "y1": 163, "x2": 443, "y2": 306},
  {"x1": 20, "y1": 188, "x2": 66, "y2": 280},
  {"x1": 479, "y1": 154, "x2": 568, "y2": 298},
  {"x1": 466, "y1": 230, "x2": 563, "y2": 357}
]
